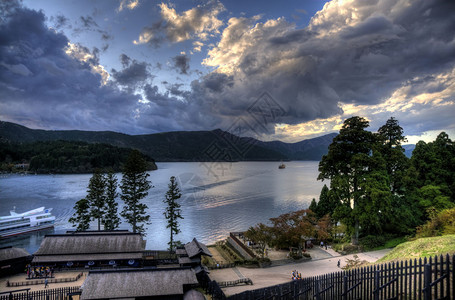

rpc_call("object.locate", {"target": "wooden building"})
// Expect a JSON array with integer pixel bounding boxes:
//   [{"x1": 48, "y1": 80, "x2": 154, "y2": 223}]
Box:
[
  {"x1": 0, "y1": 246, "x2": 31, "y2": 277},
  {"x1": 80, "y1": 267, "x2": 199, "y2": 300},
  {"x1": 176, "y1": 238, "x2": 212, "y2": 267},
  {"x1": 32, "y1": 231, "x2": 145, "y2": 268}
]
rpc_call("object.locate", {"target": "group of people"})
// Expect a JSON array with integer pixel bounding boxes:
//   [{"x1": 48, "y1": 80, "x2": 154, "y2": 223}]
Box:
[
  {"x1": 291, "y1": 270, "x2": 302, "y2": 280},
  {"x1": 320, "y1": 241, "x2": 328, "y2": 250},
  {"x1": 26, "y1": 265, "x2": 54, "y2": 279}
]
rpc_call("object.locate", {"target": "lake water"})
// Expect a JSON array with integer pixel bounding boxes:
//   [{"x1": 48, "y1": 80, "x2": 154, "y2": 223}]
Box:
[{"x1": 0, "y1": 161, "x2": 325, "y2": 253}]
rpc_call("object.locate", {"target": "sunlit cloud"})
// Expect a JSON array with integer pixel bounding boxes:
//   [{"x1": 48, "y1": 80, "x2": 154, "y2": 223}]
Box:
[
  {"x1": 117, "y1": 0, "x2": 140, "y2": 12},
  {"x1": 64, "y1": 42, "x2": 110, "y2": 85},
  {"x1": 133, "y1": 1, "x2": 224, "y2": 46}
]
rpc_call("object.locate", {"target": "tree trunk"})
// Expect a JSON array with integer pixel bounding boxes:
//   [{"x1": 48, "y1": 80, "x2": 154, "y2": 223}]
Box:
[
  {"x1": 351, "y1": 220, "x2": 359, "y2": 245},
  {"x1": 170, "y1": 230, "x2": 174, "y2": 252}
]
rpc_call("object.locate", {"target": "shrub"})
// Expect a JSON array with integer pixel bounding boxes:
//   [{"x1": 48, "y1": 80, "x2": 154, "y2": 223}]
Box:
[
  {"x1": 417, "y1": 207, "x2": 455, "y2": 237},
  {"x1": 342, "y1": 244, "x2": 362, "y2": 254},
  {"x1": 360, "y1": 235, "x2": 386, "y2": 249}
]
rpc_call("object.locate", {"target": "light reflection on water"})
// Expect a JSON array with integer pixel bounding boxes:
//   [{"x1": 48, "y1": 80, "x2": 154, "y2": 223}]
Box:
[{"x1": 0, "y1": 161, "x2": 326, "y2": 253}]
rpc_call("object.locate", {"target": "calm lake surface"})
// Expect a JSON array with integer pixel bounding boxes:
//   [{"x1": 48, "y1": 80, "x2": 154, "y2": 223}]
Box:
[{"x1": 0, "y1": 161, "x2": 325, "y2": 253}]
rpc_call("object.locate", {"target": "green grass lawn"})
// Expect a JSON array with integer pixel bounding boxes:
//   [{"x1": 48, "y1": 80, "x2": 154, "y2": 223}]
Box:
[{"x1": 377, "y1": 234, "x2": 455, "y2": 263}]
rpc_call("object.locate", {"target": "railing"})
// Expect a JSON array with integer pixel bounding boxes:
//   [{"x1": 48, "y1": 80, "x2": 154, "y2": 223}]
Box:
[
  {"x1": 0, "y1": 286, "x2": 81, "y2": 300},
  {"x1": 219, "y1": 278, "x2": 254, "y2": 287},
  {"x1": 6, "y1": 272, "x2": 84, "y2": 287},
  {"x1": 227, "y1": 254, "x2": 455, "y2": 300},
  {"x1": 229, "y1": 232, "x2": 257, "y2": 259}
]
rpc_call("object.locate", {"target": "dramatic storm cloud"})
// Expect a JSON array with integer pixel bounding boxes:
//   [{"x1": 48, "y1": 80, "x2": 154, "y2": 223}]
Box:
[
  {"x1": 0, "y1": 5, "x2": 140, "y2": 132},
  {"x1": 1, "y1": 0, "x2": 454, "y2": 141}
]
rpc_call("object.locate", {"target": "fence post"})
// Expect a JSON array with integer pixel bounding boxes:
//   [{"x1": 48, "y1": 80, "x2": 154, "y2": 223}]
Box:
[
  {"x1": 342, "y1": 275, "x2": 348, "y2": 300},
  {"x1": 424, "y1": 264, "x2": 431, "y2": 300},
  {"x1": 314, "y1": 279, "x2": 321, "y2": 300},
  {"x1": 374, "y1": 270, "x2": 380, "y2": 300}
]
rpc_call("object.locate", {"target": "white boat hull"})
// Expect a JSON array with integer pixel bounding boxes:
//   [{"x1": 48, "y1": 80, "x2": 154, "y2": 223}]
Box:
[
  {"x1": 0, "y1": 207, "x2": 56, "y2": 239},
  {"x1": 0, "y1": 223, "x2": 54, "y2": 238}
]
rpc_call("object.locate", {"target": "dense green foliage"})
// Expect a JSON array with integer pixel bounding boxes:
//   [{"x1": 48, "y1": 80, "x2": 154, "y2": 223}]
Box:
[
  {"x1": 163, "y1": 176, "x2": 183, "y2": 252},
  {"x1": 120, "y1": 150, "x2": 152, "y2": 236},
  {"x1": 315, "y1": 116, "x2": 454, "y2": 245},
  {"x1": 0, "y1": 140, "x2": 156, "y2": 174},
  {"x1": 408, "y1": 132, "x2": 455, "y2": 218}
]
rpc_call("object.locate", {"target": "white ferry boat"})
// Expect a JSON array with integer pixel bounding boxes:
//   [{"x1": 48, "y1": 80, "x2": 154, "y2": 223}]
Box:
[{"x1": 0, "y1": 207, "x2": 55, "y2": 238}]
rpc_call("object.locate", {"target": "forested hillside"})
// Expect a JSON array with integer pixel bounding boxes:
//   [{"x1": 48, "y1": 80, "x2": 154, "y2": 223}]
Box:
[
  {"x1": 0, "y1": 121, "x2": 341, "y2": 161},
  {"x1": 0, "y1": 140, "x2": 157, "y2": 174}
]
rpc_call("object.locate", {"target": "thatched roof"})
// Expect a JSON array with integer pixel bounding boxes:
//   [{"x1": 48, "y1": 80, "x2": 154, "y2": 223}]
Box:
[
  {"x1": 32, "y1": 232, "x2": 145, "y2": 263},
  {"x1": 34, "y1": 233, "x2": 145, "y2": 255},
  {"x1": 80, "y1": 267, "x2": 198, "y2": 299},
  {"x1": 0, "y1": 247, "x2": 30, "y2": 261},
  {"x1": 176, "y1": 248, "x2": 187, "y2": 256},
  {"x1": 184, "y1": 238, "x2": 212, "y2": 258},
  {"x1": 33, "y1": 252, "x2": 143, "y2": 263}
]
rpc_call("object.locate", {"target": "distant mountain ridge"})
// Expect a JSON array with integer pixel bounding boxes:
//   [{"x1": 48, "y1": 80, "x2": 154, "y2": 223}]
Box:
[{"x1": 0, "y1": 121, "x2": 343, "y2": 161}]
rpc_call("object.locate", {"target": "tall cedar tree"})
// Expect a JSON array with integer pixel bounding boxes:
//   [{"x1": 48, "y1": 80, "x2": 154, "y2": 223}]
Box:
[
  {"x1": 103, "y1": 171, "x2": 121, "y2": 230},
  {"x1": 318, "y1": 116, "x2": 376, "y2": 245},
  {"x1": 377, "y1": 117, "x2": 409, "y2": 194},
  {"x1": 120, "y1": 150, "x2": 152, "y2": 235},
  {"x1": 68, "y1": 198, "x2": 91, "y2": 231},
  {"x1": 163, "y1": 176, "x2": 183, "y2": 252},
  {"x1": 377, "y1": 117, "x2": 419, "y2": 234},
  {"x1": 86, "y1": 169, "x2": 107, "y2": 230}
]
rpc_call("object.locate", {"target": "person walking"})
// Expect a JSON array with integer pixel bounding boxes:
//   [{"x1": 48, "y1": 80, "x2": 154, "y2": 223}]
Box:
[
  {"x1": 44, "y1": 278, "x2": 48, "y2": 289},
  {"x1": 337, "y1": 259, "x2": 341, "y2": 268}
]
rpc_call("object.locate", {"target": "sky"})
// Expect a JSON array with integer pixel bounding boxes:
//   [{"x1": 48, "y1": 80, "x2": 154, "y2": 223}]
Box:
[{"x1": 0, "y1": 0, "x2": 454, "y2": 144}]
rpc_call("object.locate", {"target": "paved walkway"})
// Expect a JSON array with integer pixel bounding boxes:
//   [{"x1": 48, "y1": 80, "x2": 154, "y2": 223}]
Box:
[{"x1": 209, "y1": 249, "x2": 391, "y2": 297}]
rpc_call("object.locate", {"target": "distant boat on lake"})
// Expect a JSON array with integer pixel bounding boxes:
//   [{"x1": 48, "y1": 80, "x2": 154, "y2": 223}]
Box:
[
  {"x1": 0, "y1": 207, "x2": 55, "y2": 238},
  {"x1": 278, "y1": 163, "x2": 286, "y2": 169}
]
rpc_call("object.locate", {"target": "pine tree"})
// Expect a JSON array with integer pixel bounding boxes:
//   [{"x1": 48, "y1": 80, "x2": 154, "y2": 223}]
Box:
[
  {"x1": 163, "y1": 176, "x2": 183, "y2": 252},
  {"x1": 120, "y1": 150, "x2": 152, "y2": 235},
  {"x1": 103, "y1": 170, "x2": 121, "y2": 230},
  {"x1": 315, "y1": 184, "x2": 336, "y2": 219},
  {"x1": 69, "y1": 198, "x2": 91, "y2": 231},
  {"x1": 86, "y1": 169, "x2": 107, "y2": 230},
  {"x1": 309, "y1": 198, "x2": 318, "y2": 214}
]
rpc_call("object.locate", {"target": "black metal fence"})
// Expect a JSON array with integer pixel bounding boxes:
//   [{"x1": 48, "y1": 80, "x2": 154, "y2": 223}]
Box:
[
  {"x1": 227, "y1": 254, "x2": 454, "y2": 300},
  {"x1": 0, "y1": 286, "x2": 80, "y2": 300},
  {"x1": 7, "y1": 273, "x2": 84, "y2": 287}
]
